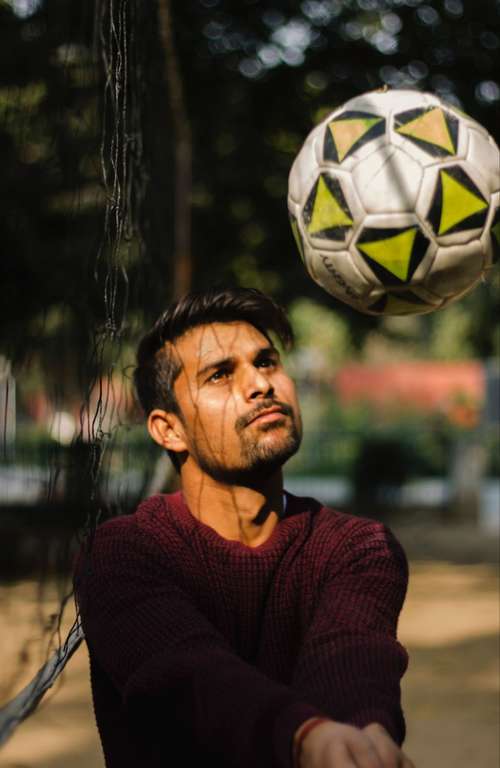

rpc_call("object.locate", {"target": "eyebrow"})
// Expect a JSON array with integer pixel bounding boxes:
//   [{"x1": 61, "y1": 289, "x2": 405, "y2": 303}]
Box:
[
  {"x1": 196, "y1": 346, "x2": 279, "y2": 380},
  {"x1": 196, "y1": 356, "x2": 233, "y2": 380}
]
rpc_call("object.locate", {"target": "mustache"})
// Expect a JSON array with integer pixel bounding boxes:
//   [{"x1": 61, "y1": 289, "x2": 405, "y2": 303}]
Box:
[{"x1": 235, "y1": 399, "x2": 294, "y2": 432}]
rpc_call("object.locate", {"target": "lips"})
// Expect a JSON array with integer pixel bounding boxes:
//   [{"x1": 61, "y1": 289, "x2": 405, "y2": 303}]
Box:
[
  {"x1": 247, "y1": 406, "x2": 287, "y2": 426},
  {"x1": 234, "y1": 400, "x2": 293, "y2": 433}
]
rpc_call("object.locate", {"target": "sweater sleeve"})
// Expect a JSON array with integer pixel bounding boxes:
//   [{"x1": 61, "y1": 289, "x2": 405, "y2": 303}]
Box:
[
  {"x1": 291, "y1": 518, "x2": 409, "y2": 745},
  {"x1": 74, "y1": 517, "x2": 323, "y2": 768}
]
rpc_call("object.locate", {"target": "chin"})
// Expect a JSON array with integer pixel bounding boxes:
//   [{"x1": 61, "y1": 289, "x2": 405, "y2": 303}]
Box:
[
  {"x1": 245, "y1": 426, "x2": 302, "y2": 470},
  {"x1": 198, "y1": 432, "x2": 301, "y2": 485}
]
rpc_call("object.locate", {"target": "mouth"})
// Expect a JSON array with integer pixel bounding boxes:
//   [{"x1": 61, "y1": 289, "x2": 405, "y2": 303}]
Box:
[{"x1": 247, "y1": 406, "x2": 289, "y2": 426}]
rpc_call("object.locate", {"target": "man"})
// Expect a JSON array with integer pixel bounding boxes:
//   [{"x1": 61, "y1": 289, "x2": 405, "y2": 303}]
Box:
[{"x1": 74, "y1": 286, "x2": 414, "y2": 768}]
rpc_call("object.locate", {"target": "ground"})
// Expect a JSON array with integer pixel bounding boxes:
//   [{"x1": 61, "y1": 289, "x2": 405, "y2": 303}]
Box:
[{"x1": 0, "y1": 524, "x2": 498, "y2": 768}]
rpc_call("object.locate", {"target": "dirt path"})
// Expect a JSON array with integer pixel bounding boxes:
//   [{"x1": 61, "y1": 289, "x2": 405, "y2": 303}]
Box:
[
  {"x1": 400, "y1": 562, "x2": 499, "y2": 768},
  {"x1": 1, "y1": 561, "x2": 498, "y2": 768}
]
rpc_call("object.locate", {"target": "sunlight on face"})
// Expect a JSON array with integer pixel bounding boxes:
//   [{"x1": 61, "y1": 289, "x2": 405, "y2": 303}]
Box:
[{"x1": 171, "y1": 321, "x2": 302, "y2": 482}]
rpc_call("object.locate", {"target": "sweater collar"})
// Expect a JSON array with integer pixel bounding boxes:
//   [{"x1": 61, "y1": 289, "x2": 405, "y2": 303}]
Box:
[{"x1": 162, "y1": 489, "x2": 307, "y2": 556}]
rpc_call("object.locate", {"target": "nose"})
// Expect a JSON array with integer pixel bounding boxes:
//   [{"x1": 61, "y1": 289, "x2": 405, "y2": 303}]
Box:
[{"x1": 242, "y1": 363, "x2": 274, "y2": 401}]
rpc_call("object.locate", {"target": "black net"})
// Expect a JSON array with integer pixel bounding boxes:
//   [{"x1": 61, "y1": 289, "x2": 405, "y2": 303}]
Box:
[{"x1": 0, "y1": 0, "x2": 176, "y2": 743}]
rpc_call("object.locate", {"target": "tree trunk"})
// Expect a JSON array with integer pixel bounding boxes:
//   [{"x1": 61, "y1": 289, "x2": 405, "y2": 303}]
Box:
[{"x1": 157, "y1": 0, "x2": 192, "y2": 298}]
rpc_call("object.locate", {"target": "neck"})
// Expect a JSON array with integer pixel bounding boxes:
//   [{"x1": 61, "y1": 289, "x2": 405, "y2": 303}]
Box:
[{"x1": 180, "y1": 462, "x2": 284, "y2": 547}]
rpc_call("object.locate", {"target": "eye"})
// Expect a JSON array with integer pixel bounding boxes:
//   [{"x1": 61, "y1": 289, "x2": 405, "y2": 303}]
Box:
[
  {"x1": 208, "y1": 367, "x2": 230, "y2": 383},
  {"x1": 256, "y1": 355, "x2": 278, "y2": 369}
]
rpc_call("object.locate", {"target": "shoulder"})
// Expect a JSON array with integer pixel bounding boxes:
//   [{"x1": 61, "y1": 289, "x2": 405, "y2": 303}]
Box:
[
  {"x1": 325, "y1": 506, "x2": 407, "y2": 563},
  {"x1": 74, "y1": 493, "x2": 176, "y2": 586},
  {"x1": 285, "y1": 495, "x2": 408, "y2": 626},
  {"x1": 87, "y1": 491, "x2": 177, "y2": 547},
  {"x1": 287, "y1": 492, "x2": 408, "y2": 577},
  {"x1": 328, "y1": 506, "x2": 407, "y2": 574},
  {"x1": 73, "y1": 497, "x2": 181, "y2": 621}
]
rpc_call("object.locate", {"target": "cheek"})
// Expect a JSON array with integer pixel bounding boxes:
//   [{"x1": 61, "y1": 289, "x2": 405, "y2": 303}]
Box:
[
  {"x1": 184, "y1": 389, "x2": 240, "y2": 443},
  {"x1": 276, "y1": 375, "x2": 299, "y2": 407}
]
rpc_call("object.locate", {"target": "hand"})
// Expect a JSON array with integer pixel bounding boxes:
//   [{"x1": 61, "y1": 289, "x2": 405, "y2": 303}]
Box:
[
  {"x1": 295, "y1": 719, "x2": 416, "y2": 768},
  {"x1": 362, "y1": 723, "x2": 415, "y2": 768}
]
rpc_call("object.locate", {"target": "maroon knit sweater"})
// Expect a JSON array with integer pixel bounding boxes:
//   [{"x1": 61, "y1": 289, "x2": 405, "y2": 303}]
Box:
[{"x1": 74, "y1": 491, "x2": 409, "y2": 768}]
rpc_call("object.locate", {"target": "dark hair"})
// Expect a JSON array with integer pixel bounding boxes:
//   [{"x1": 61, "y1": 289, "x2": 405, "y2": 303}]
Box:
[{"x1": 133, "y1": 286, "x2": 294, "y2": 419}]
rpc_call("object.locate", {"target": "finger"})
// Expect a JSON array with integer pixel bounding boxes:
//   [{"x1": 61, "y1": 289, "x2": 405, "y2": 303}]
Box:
[
  {"x1": 346, "y1": 735, "x2": 384, "y2": 768},
  {"x1": 328, "y1": 741, "x2": 359, "y2": 768},
  {"x1": 363, "y1": 723, "x2": 401, "y2": 767}
]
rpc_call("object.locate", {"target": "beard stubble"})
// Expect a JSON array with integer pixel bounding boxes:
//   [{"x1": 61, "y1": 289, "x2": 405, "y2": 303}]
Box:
[{"x1": 193, "y1": 399, "x2": 302, "y2": 484}]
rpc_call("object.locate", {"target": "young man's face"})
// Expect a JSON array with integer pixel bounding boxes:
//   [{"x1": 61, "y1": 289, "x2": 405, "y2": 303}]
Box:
[{"x1": 168, "y1": 321, "x2": 302, "y2": 482}]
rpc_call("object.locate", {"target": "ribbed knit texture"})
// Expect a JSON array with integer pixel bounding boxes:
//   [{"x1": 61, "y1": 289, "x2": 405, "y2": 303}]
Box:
[{"x1": 74, "y1": 491, "x2": 409, "y2": 768}]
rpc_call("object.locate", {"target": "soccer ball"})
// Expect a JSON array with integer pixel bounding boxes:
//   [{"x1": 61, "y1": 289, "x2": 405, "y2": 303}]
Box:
[{"x1": 288, "y1": 88, "x2": 500, "y2": 316}]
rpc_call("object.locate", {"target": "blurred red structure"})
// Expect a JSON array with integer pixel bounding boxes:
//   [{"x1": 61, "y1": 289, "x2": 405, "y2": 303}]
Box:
[{"x1": 334, "y1": 362, "x2": 484, "y2": 427}]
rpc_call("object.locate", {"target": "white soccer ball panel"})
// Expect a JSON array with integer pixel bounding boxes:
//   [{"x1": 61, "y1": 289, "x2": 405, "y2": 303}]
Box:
[
  {"x1": 353, "y1": 211, "x2": 426, "y2": 231},
  {"x1": 466, "y1": 129, "x2": 500, "y2": 195},
  {"x1": 353, "y1": 147, "x2": 423, "y2": 214},
  {"x1": 440, "y1": 275, "x2": 484, "y2": 309},
  {"x1": 287, "y1": 199, "x2": 308, "y2": 265},
  {"x1": 342, "y1": 88, "x2": 437, "y2": 115},
  {"x1": 288, "y1": 128, "x2": 322, "y2": 205},
  {"x1": 442, "y1": 101, "x2": 492, "y2": 139},
  {"x1": 309, "y1": 249, "x2": 373, "y2": 308},
  {"x1": 287, "y1": 197, "x2": 301, "y2": 220},
  {"x1": 483, "y1": 192, "x2": 500, "y2": 268},
  {"x1": 364, "y1": 283, "x2": 442, "y2": 316},
  {"x1": 425, "y1": 240, "x2": 485, "y2": 298},
  {"x1": 432, "y1": 226, "x2": 486, "y2": 248},
  {"x1": 301, "y1": 120, "x2": 328, "y2": 174}
]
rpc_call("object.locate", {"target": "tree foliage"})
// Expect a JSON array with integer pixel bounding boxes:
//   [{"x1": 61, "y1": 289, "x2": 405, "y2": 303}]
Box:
[{"x1": 1, "y1": 0, "x2": 499, "y2": 383}]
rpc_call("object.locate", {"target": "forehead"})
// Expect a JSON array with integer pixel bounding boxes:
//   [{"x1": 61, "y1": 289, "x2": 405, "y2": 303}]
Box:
[{"x1": 172, "y1": 321, "x2": 272, "y2": 368}]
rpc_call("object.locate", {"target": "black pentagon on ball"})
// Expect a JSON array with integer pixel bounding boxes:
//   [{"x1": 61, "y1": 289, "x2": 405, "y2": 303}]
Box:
[
  {"x1": 302, "y1": 173, "x2": 353, "y2": 242},
  {"x1": 427, "y1": 164, "x2": 489, "y2": 237},
  {"x1": 323, "y1": 110, "x2": 386, "y2": 164},
  {"x1": 355, "y1": 224, "x2": 430, "y2": 287},
  {"x1": 368, "y1": 290, "x2": 433, "y2": 315},
  {"x1": 394, "y1": 106, "x2": 459, "y2": 158}
]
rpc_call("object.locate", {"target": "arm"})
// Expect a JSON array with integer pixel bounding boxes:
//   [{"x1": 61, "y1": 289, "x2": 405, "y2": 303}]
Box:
[
  {"x1": 291, "y1": 518, "x2": 409, "y2": 745},
  {"x1": 74, "y1": 517, "x2": 324, "y2": 768}
]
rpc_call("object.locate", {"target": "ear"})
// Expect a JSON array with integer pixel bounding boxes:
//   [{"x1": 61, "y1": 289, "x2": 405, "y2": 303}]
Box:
[{"x1": 147, "y1": 409, "x2": 188, "y2": 455}]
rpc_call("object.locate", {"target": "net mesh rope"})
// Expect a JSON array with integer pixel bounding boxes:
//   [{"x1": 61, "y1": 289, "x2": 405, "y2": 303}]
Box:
[{"x1": 0, "y1": 0, "x2": 151, "y2": 744}]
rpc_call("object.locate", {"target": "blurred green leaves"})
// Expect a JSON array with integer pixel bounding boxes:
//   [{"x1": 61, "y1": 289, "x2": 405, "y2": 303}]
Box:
[{"x1": 0, "y1": 0, "x2": 499, "y2": 392}]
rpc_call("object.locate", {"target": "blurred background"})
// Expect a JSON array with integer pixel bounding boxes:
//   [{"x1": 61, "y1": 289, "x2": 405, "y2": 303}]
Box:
[{"x1": 0, "y1": 0, "x2": 498, "y2": 766}]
